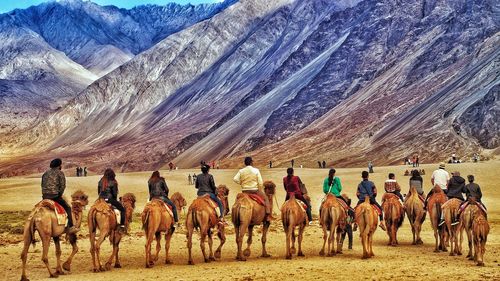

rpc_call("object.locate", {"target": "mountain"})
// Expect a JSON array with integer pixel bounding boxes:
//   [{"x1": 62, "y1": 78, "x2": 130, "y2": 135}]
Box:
[
  {"x1": 0, "y1": 0, "x2": 498, "y2": 176},
  {"x1": 0, "y1": 0, "x2": 235, "y2": 135}
]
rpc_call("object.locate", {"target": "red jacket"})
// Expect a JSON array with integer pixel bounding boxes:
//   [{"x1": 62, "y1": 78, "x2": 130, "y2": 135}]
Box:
[{"x1": 283, "y1": 176, "x2": 305, "y2": 201}]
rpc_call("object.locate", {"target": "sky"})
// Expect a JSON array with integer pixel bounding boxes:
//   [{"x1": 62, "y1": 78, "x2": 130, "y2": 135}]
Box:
[{"x1": 0, "y1": 0, "x2": 224, "y2": 13}]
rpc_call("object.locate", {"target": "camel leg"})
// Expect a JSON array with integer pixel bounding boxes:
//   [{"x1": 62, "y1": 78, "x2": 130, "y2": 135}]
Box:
[
  {"x1": 466, "y1": 228, "x2": 473, "y2": 259},
  {"x1": 336, "y1": 227, "x2": 343, "y2": 254},
  {"x1": 89, "y1": 231, "x2": 98, "y2": 272},
  {"x1": 105, "y1": 237, "x2": 118, "y2": 271},
  {"x1": 144, "y1": 233, "x2": 153, "y2": 268},
  {"x1": 54, "y1": 237, "x2": 64, "y2": 275},
  {"x1": 214, "y1": 226, "x2": 225, "y2": 259},
  {"x1": 114, "y1": 243, "x2": 121, "y2": 268},
  {"x1": 207, "y1": 229, "x2": 215, "y2": 261},
  {"x1": 63, "y1": 239, "x2": 78, "y2": 272},
  {"x1": 291, "y1": 228, "x2": 296, "y2": 255},
  {"x1": 297, "y1": 224, "x2": 305, "y2": 257},
  {"x1": 261, "y1": 221, "x2": 271, "y2": 258},
  {"x1": 433, "y1": 225, "x2": 439, "y2": 252},
  {"x1": 285, "y1": 226, "x2": 292, "y2": 260},
  {"x1": 200, "y1": 226, "x2": 209, "y2": 263},
  {"x1": 416, "y1": 221, "x2": 423, "y2": 245},
  {"x1": 187, "y1": 226, "x2": 195, "y2": 265},
  {"x1": 153, "y1": 233, "x2": 162, "y2": 263},
  {"x1": 476, "y1": 241, "x2": 485, "y2": 266},
  {"x1": 20, "y1": 222, "x2": 32, "y2": 281},
  {"x1": 368, "y1": 232, "x2": 375, "y2": 257},
  {"x1": 94, "y1": 232, "x2": 107, "y2": 272},
  {"x1": 361, "y1": 231, "x2": 368, "y2": 259},
  {"x1": 235, "y1": 223, "x2": 247, "y2": 261},
  {"x1": 243, "y1": 225, "x2": 254, "y2": 257},
  {"x1": 328, "y1": 223, "x2": 335, "y2": 256},
  {"x1": 165, "y1": 230, "x2": 173, "y2": 264},
  {"x1": 320, "y1": 222, "x2": 327, "y2": 256},
  {"x1": 40, "y1": 234, "x2": 56, "y2": 278}
]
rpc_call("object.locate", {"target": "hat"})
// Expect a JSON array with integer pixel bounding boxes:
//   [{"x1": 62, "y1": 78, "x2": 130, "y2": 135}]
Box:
[{"x1": 439, "y1": 163, "x2": 445, "y2": 169}]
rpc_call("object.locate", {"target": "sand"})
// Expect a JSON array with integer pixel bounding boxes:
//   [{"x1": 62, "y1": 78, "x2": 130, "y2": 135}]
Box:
[{"x1": 0, "y1": 161, "x2": 499, "y2": 280}]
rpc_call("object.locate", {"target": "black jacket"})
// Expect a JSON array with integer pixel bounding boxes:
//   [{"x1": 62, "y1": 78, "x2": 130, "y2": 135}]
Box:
[
  {"x1": 446, "y1": 176, "x2": 465, "y2": 201},
  {"x1": 149, "y1": 178, "x2": 169, "y2": 199},
  {"x1": 98, "y1": 178, "x2": 118, "y2": 200},
  {"x1": 464, "y1": 183, "x2": 482, "y2": 201},
  {"x1": 195, "y1": 173, "x2": 216, "y2": 196}
]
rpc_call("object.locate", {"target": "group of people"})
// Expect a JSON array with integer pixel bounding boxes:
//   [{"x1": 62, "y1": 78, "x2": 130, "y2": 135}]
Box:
[
  {"x1": 404, "y1": 155, "x2": 420, "y2": 167},
  {"x1": 40, "y1": 157, "x2": 486, "y2": 242},
  {"x1": 404, "y1": 169, "x2": 425, "y2": 176},
  {"x1": 187, "y1": 173, "x2": 197, "y2": 185},
  {"x1": 316, "y1": 160, "x2": 327, "y2": 168},
  {"x1": 75, "y1": 166, "x2": 87, "y2": 177}
]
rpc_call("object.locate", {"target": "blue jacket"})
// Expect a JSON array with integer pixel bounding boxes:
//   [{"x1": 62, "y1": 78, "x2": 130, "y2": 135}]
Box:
[{"x1": 357, "y1": 179, "x2": 376, "y2": 201}]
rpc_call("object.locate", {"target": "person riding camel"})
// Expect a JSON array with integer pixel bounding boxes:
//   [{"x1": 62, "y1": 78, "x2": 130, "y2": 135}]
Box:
[
  {"x1": 233, "y1": 157, "x2": 272, "y2": 221},
  {"x1": 195, "y1": 164, "x2": 225, "y2": 223},
  {"x1": 408, "y1": 169, "x2": 424, "y2": 196},
  {"x1": 460, "y1": 175, "x2": 487, "y2": 215},
  {"x1": 438, "y1": 171, "x2": 465, "y2": 226},
  {"x1": 356, "y1": 171, "x2": 386, "y2": 231},
  {"x1": 323, "y1": 168, "x2": 347, "y2": 203},
  {"x1": 283, "y1": 168, "x2": 312, "y2": 222},
  {"x1": 148, "y1": 171, "x2": 178, "y2": 224},
  {"x1": 98, "y1": 168, "x2": 126, "y2": 233},
  {"x1": 41, "y1": 158, "x2": 79, "y2": 234},
  {"x1": 424, "y1": 163, "x2": 450, "y2": 210},
  {"x1": 383, "y1": 173, "x2": 404, "y2": 202}
]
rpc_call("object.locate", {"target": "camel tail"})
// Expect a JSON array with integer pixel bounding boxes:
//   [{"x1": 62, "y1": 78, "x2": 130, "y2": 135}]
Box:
[
  {"x1": 192, "y1": 209, "x2": 199, "y2": 231},
  {"x1": 436, "y1": 202, "x2": 444, "y2": 231},
  {"x1": 142, "y1": 209, "x2": 150, "y2": 232},
  {"x1": 282, "y1": 207, "x2": 292, "y2": 230},
  {"x1": 231, "y1": 202, "x2": 241, "y2": 228},
  {"x1": 26, "y1": 217, "x2": 36, "y2": 248},
  {"x1": 87, "y1": 208, "x2": 97, "y2": 234}
]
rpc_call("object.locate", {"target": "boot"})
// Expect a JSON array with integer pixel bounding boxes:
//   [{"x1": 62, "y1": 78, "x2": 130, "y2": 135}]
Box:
[
  {"x1": 118, "y1": 225, "x2": 128, "y2": 235},
  {"x1": 379, "y1": 221, "x2": 387, "y2": 231}
]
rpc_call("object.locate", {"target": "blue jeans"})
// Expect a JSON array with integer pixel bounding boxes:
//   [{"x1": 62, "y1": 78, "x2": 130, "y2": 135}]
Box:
[
  {"x1": 159, "y1": 196, "x2": 178, "y2": 222},
  {"x1": 199, "y1": 192, "x2": 224, "y2": 218}
]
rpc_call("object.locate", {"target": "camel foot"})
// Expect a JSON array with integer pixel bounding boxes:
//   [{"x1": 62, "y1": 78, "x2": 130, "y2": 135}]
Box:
[
  {"x1": 327, "y1": 252, "x2": 335, "y2": 257},
  {"x1": 361, "y1": 255, "x2": 369, "y2": 260},
  {"x1": 449, "y1": 252, "x2": 455, "y2": 257},
  {"x1": 336, "y1": 250, "x2": 343, "y2": 254},
  {"x1": 105, "y1": 262, "x2": 112, "y2": 271},
  {"x1": 236, "y1": 256, "x2": 247, "y2": 261},
  {"x1": 412, "y1": 241, "x2": 416, "y2": 245},
  {"x1": 416, "y1": 239, "x2": 423, "y2": 245},
  {"x1": 434, "y1": 249, "x2": 440, "y2": 253},
  {"x1": 285, "y1": 255, "x2": 292, "y2": 260},
  {"x1": 477, "y1": 262, "x2": 484, "y2": 266},
  {"x1": 114, "y1": 263, "x2": 121, "y2": 268},
  {"x1": 49, "y1": 273, "x2": 58, "y2": 279},
  {"x1": 93, "y1": 268, "x2": 100, "y2": 273},
  {"x1": 468, "y1": 256, "x2": 474, "y2": 261},
  {"x1": 20, "y1": 275, "x2": 29, "y2": 281},
  {"x1": 297, "y1": 251, "x2": 305, "y2": 257},
  {"x1": 209, "y1": 256, "x2": 216, "y2": 261},
  {"x1": 214, "y1": 250, "x2": 221, "y2": 259},
  {"x1": 204, "y1": 258, "x2": 210, "y2": 263},
  {"x1": 165, "y1": 259, "x2": 173, "y2": 265},
  {"x1": 457, "y1": 252, "x2": 462, "y2": 256},
  {"x1": 55, "y1": 270, "x2": 65, "y2": 276},
  {"x1": 319, "y1": 249, "x2": 325, "y2": 256},
  {"x1": 99, "y1": 266, "x2": 105, "y2": 272},
  {"x1": 370, "y1": 253, "x2": 375, "y2": 257},
  {"x1": 62, "y1": 261, "x2": 71, "y2": 272},
  {"x1": 291, "y1": 248, "x2": 296, "y2": 255},
  {"x1": 188, "y1": 260, "x2": 194, "y2": 265},
  {"x1": 243, "y1": 249, "x2": 251, "y2": 257}
]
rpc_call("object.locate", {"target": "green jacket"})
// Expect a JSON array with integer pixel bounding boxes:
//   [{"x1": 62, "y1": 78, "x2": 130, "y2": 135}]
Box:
[{"x1": 323, "y1": 176, "x2": 342, "y2": 197}]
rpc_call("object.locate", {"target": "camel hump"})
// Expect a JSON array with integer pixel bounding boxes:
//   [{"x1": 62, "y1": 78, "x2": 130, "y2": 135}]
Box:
[{"x1": 364, "y1": 195, "x2": 371, "y2": 204}]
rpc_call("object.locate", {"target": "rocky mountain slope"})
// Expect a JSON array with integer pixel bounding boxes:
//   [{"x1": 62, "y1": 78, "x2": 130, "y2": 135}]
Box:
[
  {"x1": 0, "y1": 0, "x2": 235, "y2": 135},
  {"x1": 0, "y1": 0, "x2": 498, "y2": 176}
]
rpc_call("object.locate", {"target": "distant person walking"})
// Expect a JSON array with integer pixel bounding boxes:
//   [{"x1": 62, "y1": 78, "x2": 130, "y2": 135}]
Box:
[
  {"x1": 76, "y1": 167, "x2": 79, "y2": 177},
  {"x1": 322, "y1": 160, "x2": 326, "y2": 169},
  {"x1": 193, "y1": 173, "x2": 197, "y2": 185},
  {"x1": 291, "y1": 159, "x2": 295, "y2": 168},
  {"x1": 368, "y1": 161, "x2": 374, "y2": 173},
  {"x1": 415, "y1": 156, "x2": 420, "y2": 167},
  {"x1": 83, "y1": 167, "x2": 88, "y2": 177},
  {"x1": 269, "y1": 161, "x2": 273, "y2": 169},
  {"x1": 188, "y1": 174, "x2": 192, "y2": 185},
  {"x1": 317, "y1": 161, "x2": 322, "y2": 168}
]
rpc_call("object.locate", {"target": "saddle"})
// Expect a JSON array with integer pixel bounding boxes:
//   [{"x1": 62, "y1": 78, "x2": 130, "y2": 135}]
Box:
[
  {"x1": 460, "y1": 201, "x2": 487, "y2": 216},
  {"x1": 441, "y1": 198, "x2": 463, "y2": 209},
  {"x1": 35, "y1": 199, "x2": 67, "y2": 225},
  {"x1": 148, "y1": 199, "x2": 174, "y2": 219},
  {"x1": 245, "y1": 193, "x2": 266, "y2": 206},
  {"x1": 199, "y1": 194, "x2": 221, "y2": 217}
]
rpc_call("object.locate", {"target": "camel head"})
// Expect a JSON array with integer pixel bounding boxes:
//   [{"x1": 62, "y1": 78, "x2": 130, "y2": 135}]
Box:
[
  {"x1": 217, "y1": 185, "x2": 229, "y2": 198},
  {"x1": 263, "y1": 181, "x2": 276, "y2": 196},
  {"x1": 120, "y1": 193, "x2": 136, "y2": 225},
  {"x1": 172, "y1": 192, "x2": 187, "y2": 209}
]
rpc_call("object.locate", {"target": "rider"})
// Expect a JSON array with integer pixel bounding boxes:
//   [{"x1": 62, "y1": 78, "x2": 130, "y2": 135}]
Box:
[
  {"x1": 98, "y1": 168, "x2": 126, "y2": 233},
  {"x1": 283, "y1": 168, "x2": 312, "y2": 222},
  {"x1": 424, "y1": 163, "x2": 450, "y2": 210},
  {"x1": 323, "y1": 168, "x2": 347, "y2": 203},
  {"x1": 446, "y1": 171, "x2": 465, "y2": 201},
  {"x1": 409, "y1": 169, "x2": 424, "y2": 196},
  {"x1": 233, "y1": 157, "x2": 272, "y2": 221},
  {"x1": 148, "y1": 171, "x2": 178, "y2": 224},
  {"x1": 196, "y1": 164, "x2": 224, "y2": 223},
  {"x1": 461, "y1": 175, "x2": 487, "y2": 214},
  {"x1": 383, "y1": 173, "x2": 403, "y2": 202},
  {"x1": 356, "y1": 171, "x2": 386, "y2": 231},
  {"x1": 41, "y1": 158, "x2": 79, "y2": 234}
]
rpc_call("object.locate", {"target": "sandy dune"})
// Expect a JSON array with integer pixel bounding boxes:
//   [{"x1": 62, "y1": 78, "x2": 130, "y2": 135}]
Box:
[{"x1": 0, "y1": 161, "x2": 499, "y2": 280}]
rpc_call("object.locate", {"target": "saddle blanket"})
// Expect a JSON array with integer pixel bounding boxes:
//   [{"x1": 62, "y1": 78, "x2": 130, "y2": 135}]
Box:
[
  {"x1": 114, "y1": 208, "x2": 121, "y2": 224},
  {"x1": 460, "y1": 201, "x2": 487, "y2": 215},
  {"x1": 199, "y1": 195, "x2": 221, "y2": 217},
  {"x1": 281, "y1": 199, "x2": 307, "y2": 213},
  {"x1": 37, "y1": 199, "x2": 68, "y2": 225},
  {"x1": 247, "y1": 193, "x2": 265, "y2": 206},
  {"x1": 441, "y1": 198, "x2": 462, "y2": 209}
]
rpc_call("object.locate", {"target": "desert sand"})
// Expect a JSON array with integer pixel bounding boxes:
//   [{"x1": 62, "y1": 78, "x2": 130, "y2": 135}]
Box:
[{"x1": 0, "y1": 161, "x2": 499, "y2": 280}]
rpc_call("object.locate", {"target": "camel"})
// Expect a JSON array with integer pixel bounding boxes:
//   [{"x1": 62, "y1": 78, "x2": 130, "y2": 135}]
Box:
[
  {"x1": 404, "y1": 186, "x2": 426, "y2": 245},
  {"x1": 88, "y1": 193, "x2": 136, "y2": 272},
  {"x1": 472, "y1": 213, "x2": 489, "y2": 266},
  {"x1": 281, "y1": 194, "x2": 308, "y2": 259},
  {"x1": 171, "y1": 192, "x2": 187, "y2": 216},
  {"x1": 217, "y1": 184, "x2": 230, "y2": 215},
  {"x1": 186, "y1": 191, "x2": 227, "y2": 265},
  {"x1": 460, "y1": 201, "x2": 483, "y2": 260},
  {"x1": 442, "y1": 198, "x2": 463, "y2": 255},
  {"x1": 319, "y1": 194, "x2": 346, "y2": 256},
  {"x1": 427, "y1": 185, "x2": 448, "y2": 252},
  {"x1": 355, "y1": 196, "x2": 378, "y2": 259},
  {"x1": 142, "y1": 198, "x2": 175, "y2": 268},
  {"x1": 232, "y1": 181, "x2": 276, "y2": 261},
  {"x1": 20, "y1": 191, "x2": 89, "y2": 281},
  {"x1": 382, "y1": 193, "x2": 405, "y2": 246}
]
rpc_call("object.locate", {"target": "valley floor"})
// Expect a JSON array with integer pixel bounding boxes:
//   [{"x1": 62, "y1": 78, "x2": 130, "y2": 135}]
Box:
[{"x1": 0, "y1": 161, "x2": 499, "y2": 280}]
